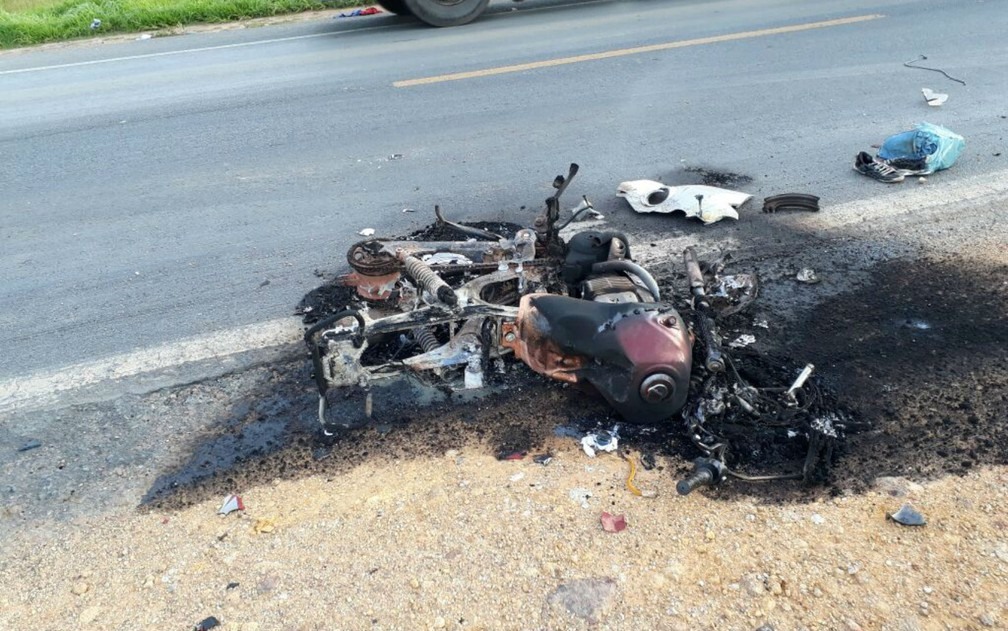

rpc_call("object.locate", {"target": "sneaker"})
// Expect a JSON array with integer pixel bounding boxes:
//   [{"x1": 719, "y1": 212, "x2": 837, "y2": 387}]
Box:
[
  {"x1": 854, "y1": 151, "x2": 906, "y2": 183},
  {"x1": 882, "y1": 156, "x2": 928, "y2": 174}
]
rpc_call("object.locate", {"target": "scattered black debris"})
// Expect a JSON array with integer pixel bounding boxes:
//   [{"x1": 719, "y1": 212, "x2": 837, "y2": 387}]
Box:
[
  {"x1": 17, "y1": 439, "x2": 42, "y2": 452},
  {"x1": 406, "y1": 219, "x2": 523, "y2": 242},
  {"x1": 297, "y1": 282, "x2": 358, "y2": 325},
  {"x1": 497, "y1": 450, "x2": 526, "y2": 461},
  {"x1": 533, "y1": 453, "x2": 553, "y2": 466},
  {"x1": 888, "y1": 502, "x2": 927, "y2": 526},
  {"x1": 640, "y1": 451, "x2": 656, "y2": 471},
  {"x1": 681, "y1": 166, "x2": 753, "y2": 188},
  {"x1": 763, "y1": 193, "x2": 820, "y2": 213},
  {"x1": 903, "y1": 54, "x2": 966, "y2": 85},
  {"x1": 683, "y1": 347, "x2": 862, "y2": 484},
  {"x1": 193, "y1": 616, "x2": 220, "y2": 631}
]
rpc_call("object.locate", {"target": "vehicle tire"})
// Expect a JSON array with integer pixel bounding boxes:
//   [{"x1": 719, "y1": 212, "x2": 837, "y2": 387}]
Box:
[
  {"x1": 375, "y1": 0, "x2": 413, "y2": 16},
  {"x1": 402, "y1": 0, "x2": 491, "y2": 26}
]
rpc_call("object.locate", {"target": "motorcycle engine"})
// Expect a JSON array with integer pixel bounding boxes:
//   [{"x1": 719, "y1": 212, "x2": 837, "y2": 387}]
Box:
[
  {"x1": 500, "y1": 230, "x2": 693, "y2": 423},
  {"x1": 580, "y1": 274, "x2": 654, "y2": 303}
]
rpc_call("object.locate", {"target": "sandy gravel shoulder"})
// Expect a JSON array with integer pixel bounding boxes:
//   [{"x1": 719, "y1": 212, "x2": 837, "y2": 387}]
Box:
[{"x1": 1, "y1": 440, "x2": 1005, "y2": 631}]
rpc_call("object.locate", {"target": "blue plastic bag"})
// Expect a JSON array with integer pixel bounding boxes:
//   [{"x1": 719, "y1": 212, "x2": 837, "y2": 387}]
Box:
[{"x1": 877, "y1": 122, "x2": 965, "y2": 174}]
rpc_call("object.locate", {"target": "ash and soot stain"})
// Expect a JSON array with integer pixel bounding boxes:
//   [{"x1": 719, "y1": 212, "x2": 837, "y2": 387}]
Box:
[
  {"x1": 795, "y1": 257, "x2": 1008, "y2": 485},
  {"x1": 142, "y1": 249, "x2": 1007, "y2": 510},
  {"x1": 668, "y1": 166, "x2": 754, "y2": 188}
]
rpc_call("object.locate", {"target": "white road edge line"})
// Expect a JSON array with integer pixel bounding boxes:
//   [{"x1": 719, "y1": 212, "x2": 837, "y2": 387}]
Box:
[
  {"x1": 806, "y1": 168, "x2": 1008, "y2": 227},
  {"x1": 0, "y1": 316, "x2": 303, "y2": 413},
  {"x1": 0, "y1": 25, "x2": 385, "y2": 76}
]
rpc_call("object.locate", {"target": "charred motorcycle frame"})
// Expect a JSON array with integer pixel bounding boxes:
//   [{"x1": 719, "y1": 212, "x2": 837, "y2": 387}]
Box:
[{"x1": 305, "y1": 165, "x2": 851, "y2": 492}]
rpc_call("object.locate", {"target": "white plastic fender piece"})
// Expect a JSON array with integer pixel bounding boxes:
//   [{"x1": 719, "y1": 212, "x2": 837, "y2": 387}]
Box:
[{"x1": 616, "y1": 180, "x2": 752, "y2": 224}]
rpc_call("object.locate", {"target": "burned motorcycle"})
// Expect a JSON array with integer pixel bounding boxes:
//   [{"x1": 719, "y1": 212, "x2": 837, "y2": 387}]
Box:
[{"x1": 304, "y1": 164, "x2": 852, "y2": 492}]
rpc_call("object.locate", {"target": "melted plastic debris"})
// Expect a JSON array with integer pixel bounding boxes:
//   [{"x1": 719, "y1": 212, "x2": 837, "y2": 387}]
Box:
[
  {"x1": 922, "y1": 88, "x2": 948, "y2": 107},
  {"x1": 709, "y1": 273, "x2": 759, "y2": 316},
  {"x1": 616, "y1": 180, "x2": 752, "y2": 224},
  {"x1": 533, "y1": 453, "x2": 554, "y2": 466},
  {"x1": 422, "y1": 252, "x2": 473, "y2": 266},
  {"x1": 889, "y1": 503, "x2": 927, "y2": 526},
  {"x1": 193, "y1": 616, "x2": 220, "y2": 631},
  {"x1": 796, "y1": 268, "x2": 820, "y2": 284},
  {"x1": 810, "y1": 414, "x2": 840, "y2": 439},
  {"x1": 217, "y1": 494, "x2": 244, "y2": 516},
  {"x1": 730, "y1": 334, "x2": 756, "y2": 349},
  {"x1": 581, "y1": 428, "x2": 619, "y2": 457}
]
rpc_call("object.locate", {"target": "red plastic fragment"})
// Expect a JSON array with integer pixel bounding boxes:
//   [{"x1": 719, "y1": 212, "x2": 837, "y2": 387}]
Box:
[{"x1": 600, "y1": 512, "x2": 627, "y2": 533}]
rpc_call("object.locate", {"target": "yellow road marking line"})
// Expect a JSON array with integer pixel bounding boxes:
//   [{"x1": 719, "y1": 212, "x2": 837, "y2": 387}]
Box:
[{"x1": 394, "y1": 14, "x2": 884, "y2": 88}]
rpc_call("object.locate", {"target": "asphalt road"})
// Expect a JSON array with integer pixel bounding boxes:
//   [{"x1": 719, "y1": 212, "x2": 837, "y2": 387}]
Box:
[{"x1": 1, "y1": 0, "x2": 1006, "y2": 384}]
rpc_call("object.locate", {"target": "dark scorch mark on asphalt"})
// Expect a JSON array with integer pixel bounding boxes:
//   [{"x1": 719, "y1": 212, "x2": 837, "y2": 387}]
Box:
[
  {"x1": 142, "y1": 256, "x2": 1007, "y2": 510},
  {"x1": 665, "y1": 167, "x2": 754, "y2": 188},
  {"x1": 793, "y1": 257, "x2": 1008, "y2": 488}
]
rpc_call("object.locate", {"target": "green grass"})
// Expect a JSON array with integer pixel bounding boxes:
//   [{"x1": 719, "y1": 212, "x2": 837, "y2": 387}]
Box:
[{"x1": 0, "y1": 0, "x2": 362, "y2": 48}]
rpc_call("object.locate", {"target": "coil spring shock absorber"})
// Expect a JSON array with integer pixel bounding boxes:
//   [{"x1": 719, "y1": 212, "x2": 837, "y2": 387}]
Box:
[
  {"x1": 396, "y1": 250, "x2": 458, "y2": 307},
  {"x1": 414, "y1": 327, "x2": 440, "y2": 352}
]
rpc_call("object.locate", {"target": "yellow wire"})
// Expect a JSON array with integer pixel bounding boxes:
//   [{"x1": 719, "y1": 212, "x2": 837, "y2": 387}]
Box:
[{"x1": 624, "y1": 451, "x2": 643, "y2": 497}]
